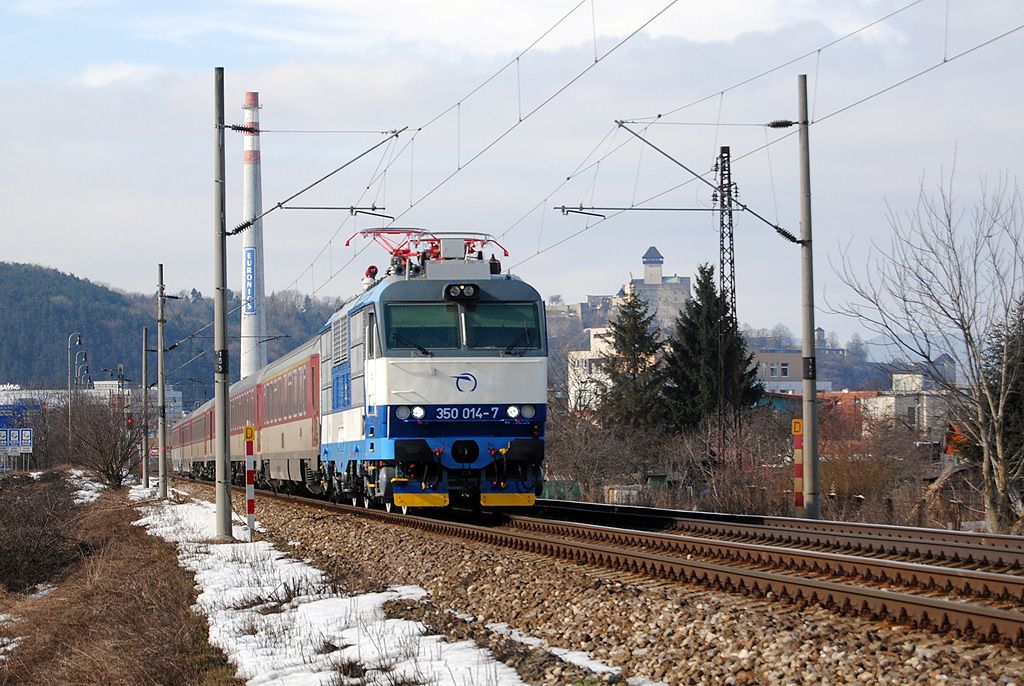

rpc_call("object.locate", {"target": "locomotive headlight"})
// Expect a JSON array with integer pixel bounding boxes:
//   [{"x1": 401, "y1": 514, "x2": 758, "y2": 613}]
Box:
[
  {"x1": 520, "y1": 404, "x2": 536, "y2": 419},
  {"x1": 506, "y1": 405, "x2": 520, "y2": 418},
  {"x1": 396, "y1": 406, "x2": 411, "y2": 420},
  {"x1": 443, "y1": 283, "x2": 481, "y2": 301},
  {"x1": 411, "y1": 406, "x2": 426, "y2": 420}
]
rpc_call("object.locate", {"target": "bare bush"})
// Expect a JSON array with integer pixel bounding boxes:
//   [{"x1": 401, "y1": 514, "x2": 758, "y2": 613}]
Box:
[
  {"x1": 0, "y1": 474, "x2": 84, "y2": 592},
  {"x1": 0, "y1": 493, "x2": 241, "y2": 685}
]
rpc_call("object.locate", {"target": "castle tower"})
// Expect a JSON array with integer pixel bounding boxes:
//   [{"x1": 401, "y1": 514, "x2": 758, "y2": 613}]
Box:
[{"x1": 642, "y1": 246, "x2": 663, "y2": 285}]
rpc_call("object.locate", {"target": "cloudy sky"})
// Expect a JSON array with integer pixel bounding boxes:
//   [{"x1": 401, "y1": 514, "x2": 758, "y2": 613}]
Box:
[{"x1": 2, "y1": 0, "x2": 1022, "y2": 343}]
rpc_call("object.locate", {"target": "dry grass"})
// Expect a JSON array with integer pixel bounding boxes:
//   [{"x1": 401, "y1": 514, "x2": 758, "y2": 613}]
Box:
[{"x1": 0, "y1": 483, "x2": 241, "y2": 686}]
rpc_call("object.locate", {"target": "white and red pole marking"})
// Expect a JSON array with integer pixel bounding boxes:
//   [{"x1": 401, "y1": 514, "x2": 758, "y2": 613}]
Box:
[
  {"x1": 244, "y1": 425, "x2": 256, "y2": 541},
  {"x1": 792, "y1": 418, "x2": 804, "y2": 517}
]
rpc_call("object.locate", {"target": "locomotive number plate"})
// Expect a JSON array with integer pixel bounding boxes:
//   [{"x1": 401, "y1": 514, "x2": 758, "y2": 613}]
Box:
[{"x1": 432, "y1": 406, "x2": 501, "y2": 421}]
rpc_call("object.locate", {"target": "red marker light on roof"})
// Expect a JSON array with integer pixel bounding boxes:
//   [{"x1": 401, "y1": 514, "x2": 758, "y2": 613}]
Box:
[{"x1": 365, "y1": 265, "x2": 378, "y2": 278}]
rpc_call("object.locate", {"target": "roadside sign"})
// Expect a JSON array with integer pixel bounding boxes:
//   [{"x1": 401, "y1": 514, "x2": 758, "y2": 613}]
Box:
[
  {"x1": 19, "y1": 429, "x2": 32, "y2": 450},
  {"x1": 791, "y1": 419, "x2": 803, "y2": 436},
  {"x1": 244, "y1": 425, "x2": 255, "y2": 442},
  {"x1": 0, "y1": 430, "x2": 17, "y2": 457}
]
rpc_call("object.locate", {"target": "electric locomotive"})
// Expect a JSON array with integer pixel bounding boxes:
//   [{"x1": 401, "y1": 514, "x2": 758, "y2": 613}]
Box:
[{"x1": 171, "y1": 229, "x2": 547, "y2": 512}]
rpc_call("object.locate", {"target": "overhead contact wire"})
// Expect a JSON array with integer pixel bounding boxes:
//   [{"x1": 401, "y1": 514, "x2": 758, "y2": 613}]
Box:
[
  {"x1": 389, "y1": 0, "x2": 681, "y2": 226},
  {"x1": 621, "y1": 0, "x2": 927, "y2": 122}
]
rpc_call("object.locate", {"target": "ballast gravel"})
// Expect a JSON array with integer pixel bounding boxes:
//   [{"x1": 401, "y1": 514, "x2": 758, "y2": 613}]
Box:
[{"x1": 176, "y1": 482, "x2": 1024, "y2": 685}]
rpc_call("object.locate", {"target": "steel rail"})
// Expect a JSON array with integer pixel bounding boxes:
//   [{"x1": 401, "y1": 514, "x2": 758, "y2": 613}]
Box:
[
  {"x1": 536, "y1": 500, "x2": 1024, "y2": 568},
  {"x1": 506, "y1": 516, "x2": 1024, "y2": 604}
]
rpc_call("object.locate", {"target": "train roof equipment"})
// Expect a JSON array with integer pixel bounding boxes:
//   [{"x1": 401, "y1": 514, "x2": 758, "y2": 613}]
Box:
[{"x1": 345, "y1": 228, "x2": 509, "y2": 285}]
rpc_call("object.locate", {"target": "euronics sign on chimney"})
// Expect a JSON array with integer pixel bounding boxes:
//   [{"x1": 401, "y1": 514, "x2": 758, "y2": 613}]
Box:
[{"x1": 244, "y1": 247, "x2": 256, "y2": 315}]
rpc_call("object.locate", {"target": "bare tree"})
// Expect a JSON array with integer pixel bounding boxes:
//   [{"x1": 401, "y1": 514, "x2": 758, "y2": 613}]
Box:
[
  {"x1": 545, "y1": 414, "x2": 620, "y2": 500},
  {"x1": 71, "y1": 398, "x2": 145, "y2": 487},
  {"x1": 836, "y1": 171, "x2": 1024, "y2": 532},
  {"x1": 768, "y1": 323, "x2": 796, "y2": 349}
]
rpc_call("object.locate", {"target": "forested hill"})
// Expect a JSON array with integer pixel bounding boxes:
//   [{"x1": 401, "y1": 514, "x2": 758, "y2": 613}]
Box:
[{"x1": 0, "y1": 262, "x2": 344, "y2": 409}]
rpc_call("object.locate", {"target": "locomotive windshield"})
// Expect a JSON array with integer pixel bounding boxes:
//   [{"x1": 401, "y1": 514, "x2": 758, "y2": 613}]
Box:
[
  {"x1": 465, "y1": 303, "x2": 541, "y2": 352},
  {"x1": 384, "y1": 303, "x2": 460, "y2": 350}
]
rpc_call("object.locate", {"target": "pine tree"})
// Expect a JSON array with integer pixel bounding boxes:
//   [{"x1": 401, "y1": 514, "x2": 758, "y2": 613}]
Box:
[
  {"x1": 596, "y1": 289, "x2": 664, "y2": 428},
  {"x1": 662, "y1": 263, "x2": 762, "y2": 432}
]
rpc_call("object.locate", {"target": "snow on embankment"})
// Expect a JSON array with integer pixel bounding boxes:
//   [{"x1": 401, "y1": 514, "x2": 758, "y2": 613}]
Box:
[{"x1": 130, "y1": 485, "x2": 527, "y2": 686}]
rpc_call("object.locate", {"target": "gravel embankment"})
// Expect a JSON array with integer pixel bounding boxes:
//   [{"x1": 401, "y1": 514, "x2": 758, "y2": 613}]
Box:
[{"x1": 174, "y1": 482, "x2": 1024, "y2": 686}]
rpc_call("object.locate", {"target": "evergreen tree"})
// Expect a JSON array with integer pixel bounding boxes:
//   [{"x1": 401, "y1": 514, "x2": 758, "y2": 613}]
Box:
[
  {"x1": 596, "y1": 289, "x2": 664, "y2": 427},
  {"x1": 662, "y1": 263, "x2": 762, "y2": 432}
]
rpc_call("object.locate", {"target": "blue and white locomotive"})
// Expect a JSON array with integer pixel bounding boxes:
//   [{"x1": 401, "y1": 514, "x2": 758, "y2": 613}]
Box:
[{"x1": 171, "y1": 230, "x2": 547, "y2": 511}]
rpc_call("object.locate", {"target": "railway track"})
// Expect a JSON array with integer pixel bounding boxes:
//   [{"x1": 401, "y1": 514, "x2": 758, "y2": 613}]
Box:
[
  {"x1": 534, "y1": 499, "x2": 1024, "y2": 570},
  {"x1": 180, "y1": 479, "x2": 1024, "y2": 646}
]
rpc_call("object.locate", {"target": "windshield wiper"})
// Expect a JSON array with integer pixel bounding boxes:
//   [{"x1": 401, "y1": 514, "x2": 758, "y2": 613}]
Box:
[
  {"x1": 503, "y1": 327, "x2": 533, "y2": 356},
  {"x1": 391, "y1": 332, "x2": 433, "y2": 357}
]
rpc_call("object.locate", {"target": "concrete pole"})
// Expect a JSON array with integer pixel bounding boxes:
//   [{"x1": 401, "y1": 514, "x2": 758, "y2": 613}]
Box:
[
  {"x1": 158, "y1": 265, "x2": 168, "y2": 500},
  {"x1": 798, "y1": 74, "x2": 820, "y2": 520},
  {"x1": 240, "y1": 91, "x2": 268, "y2": 379},
  {"x1": 66, "y1": 333, "x2": 74, "y2": 454},
  {"x1": 214, "y1": 67, "x2": 234, "y2": 540},
  {"x1": 142, "y1": 326, "x2": 150, "y2": 489}
]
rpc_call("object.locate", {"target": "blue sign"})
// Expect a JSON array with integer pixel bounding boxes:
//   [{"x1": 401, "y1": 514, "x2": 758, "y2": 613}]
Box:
[
  {"x1": 0, "y1": 429, "x2": 7, "y2": 447},
  {"x1": 8, "y1": 431, "x2": 18, "y2": 447},
  {"x1": 0, "y1": 402, "x2": 41, "y2": 429},
  {"x1": 243, "y1": 247, "x2": 257, "y2": 314},
  {"x1": 20, "y1": 429, "x2": 32, "y2": 450}
]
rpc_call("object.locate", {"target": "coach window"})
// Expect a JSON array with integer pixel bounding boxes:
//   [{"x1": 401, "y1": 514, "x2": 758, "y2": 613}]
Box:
[{"x1": 465, "y1": 302, "x2": 542, "y2": 352}]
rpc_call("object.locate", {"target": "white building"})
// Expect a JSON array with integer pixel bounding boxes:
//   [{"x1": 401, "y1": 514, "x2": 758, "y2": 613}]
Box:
[
  {"x1": 567, "y1": 327, "x2": 611, "y2": 412},
  {"x1": 0, "y1": 384, "x2": 185, "y2": 423},
  {"x1": 859, "y1": 372, "x2": 950, "y2": 443}
]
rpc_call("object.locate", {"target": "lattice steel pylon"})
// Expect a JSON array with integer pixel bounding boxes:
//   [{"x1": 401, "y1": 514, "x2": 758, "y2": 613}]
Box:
[
  {"x1": 717, "y1": 145, "x2": 737, "y2": 326},
  {"x1": 714, "y1": 146, "x2": 739, "y2": 461}
]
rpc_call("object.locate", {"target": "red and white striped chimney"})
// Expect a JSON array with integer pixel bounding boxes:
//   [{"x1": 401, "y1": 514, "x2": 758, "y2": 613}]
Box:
[{"x1": 240, "y1": 91, "x2": 267, "y2": 379}]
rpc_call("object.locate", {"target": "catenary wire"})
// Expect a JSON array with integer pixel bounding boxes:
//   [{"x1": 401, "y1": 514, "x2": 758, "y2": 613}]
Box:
[
  {"x1": 276, "y1": 1, "x2": 627, "y2": 296},
  {"x1": 385, "y1": 0, "x2": 681, "y2": 227},
  {"x1": 502, "y1": 1, "x2": 1021, "y2": 265},
  {"x1": 500, "y1": 1, "x2": 930, "y2": 246},
  {"x1": 621, "y1": 0, "x2": 927, "y2": 122}
]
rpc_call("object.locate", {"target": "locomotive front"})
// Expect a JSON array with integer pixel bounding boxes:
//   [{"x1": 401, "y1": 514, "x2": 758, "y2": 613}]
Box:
[{"x1": 321, "y1": 231, "x2": 547, "y2": 511}]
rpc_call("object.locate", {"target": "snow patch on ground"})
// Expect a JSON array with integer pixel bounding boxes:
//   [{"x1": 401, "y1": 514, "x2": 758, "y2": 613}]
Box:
[
  {"x1": 66, "y1": 469, "x2": 105, "y2": 504},
  {"x1": 27, "y1": 583, "x2": 55, "y2": 600},
  {"x1": 487, "y1": 622, "x2": 669, "y2": 686},
  {"x1": 0, "y1": 615, "x2": 21, "y2": 662},
  {"x1": 131, "y1": 484, "x2": 527, "y2": 685}
]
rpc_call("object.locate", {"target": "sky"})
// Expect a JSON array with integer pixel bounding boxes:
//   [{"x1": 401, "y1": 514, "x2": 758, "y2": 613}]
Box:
[{"x1": 2, "y1": 0, "x2": 1023, "y2": 344}]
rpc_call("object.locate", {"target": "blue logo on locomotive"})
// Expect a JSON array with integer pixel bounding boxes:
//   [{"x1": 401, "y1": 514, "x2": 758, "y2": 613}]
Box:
[{"x1": 453, "y1": 373, "x2": 477, "y2": 392}]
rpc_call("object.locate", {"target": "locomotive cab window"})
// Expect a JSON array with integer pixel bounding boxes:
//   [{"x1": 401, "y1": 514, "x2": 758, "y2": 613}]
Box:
[
  {"x1": 384, "y1": 303, "x2": 459, "y2": 351},
  {"x1": 465, "y1": 302, "x2": 541, "y2": 352}
]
